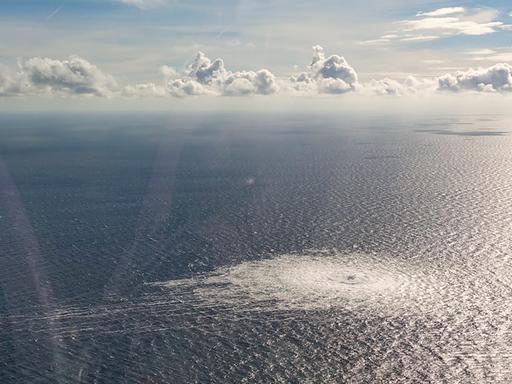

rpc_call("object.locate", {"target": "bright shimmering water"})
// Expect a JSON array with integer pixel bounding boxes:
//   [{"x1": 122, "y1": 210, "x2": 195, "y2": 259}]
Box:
[{"x1": 1, "y1": 112, "x2": 512, "y2": 383}]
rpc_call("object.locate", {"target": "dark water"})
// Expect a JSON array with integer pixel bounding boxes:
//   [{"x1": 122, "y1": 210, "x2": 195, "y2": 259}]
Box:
[{"x1": 1, "y1": 112, "x2": 512, "y2": 383}]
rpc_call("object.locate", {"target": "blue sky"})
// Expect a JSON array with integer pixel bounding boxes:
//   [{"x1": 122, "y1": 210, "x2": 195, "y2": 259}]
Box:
[{"x1": 2, "y1": 0, "x2": 512, "y2": 81}]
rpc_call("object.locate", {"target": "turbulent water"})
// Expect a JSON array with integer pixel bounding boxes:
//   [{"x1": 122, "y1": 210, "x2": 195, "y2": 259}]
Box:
[{"x1": 1, "y1": 112, "x2": 512, "y2": 383}]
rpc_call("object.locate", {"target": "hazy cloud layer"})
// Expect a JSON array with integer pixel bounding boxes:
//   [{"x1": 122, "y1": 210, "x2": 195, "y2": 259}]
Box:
[
  {"x1": 416, "y1": 7, "x2": 465, "y2": 17},
  {"x1": 363, "y1": 6, "x2": 511, "y2": 45},
  {"x1": 122, "y1": 83, "x2": 167, "y2": 97},
  {"x1": 361, "y1": 76, "x2": 436, "y2": 96}
]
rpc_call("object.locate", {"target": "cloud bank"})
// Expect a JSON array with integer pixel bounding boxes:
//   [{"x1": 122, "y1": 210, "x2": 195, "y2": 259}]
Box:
[{"x1": 2, "y1": 47, "x2": 512, "y2": 99}]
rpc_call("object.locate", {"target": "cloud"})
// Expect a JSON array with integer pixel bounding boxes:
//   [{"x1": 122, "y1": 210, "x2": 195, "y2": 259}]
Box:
[
  {"x1": 114, "y1": 0, "x2": 169, "y2": 9},
  {"x1": 400, "y1": 35, "x2": 440, "y2": 42},
  {"x1": 223, "y1": 70, "x2": 279, "y2": 96},
  {"x1": 423, "y1": 59, "x2": 445, "y2": 65},
  {"x1": 122, "y1": 83, "x2": 166, "y2": 97},
  {"x1": 417, "y1": 7, "x2": 465, "y2": 17},
  {"x1": 164, "y1": 51, "x2": 279, "y2": 96},
  {"x1": 438, "y1": 64, "x2": 512, "y2": 92},
  {"x1": 481, "y1": 52, "x2": 512, "y2": 62},
  {"x1": 168, "y1": 78, "x2": 210, "y2": 97},
  {"x1": 402, "y1": 16, "x2": 502, "y2": 36},
  {"x1": 186, "y1": 51, "x2": 227, "y2": 85},
  {"x1": 465, "y1": 49, "x2": 512, "y2": 62},
  {"x1": 19, "y1": 56, "x2": 117, "y2": 96},
  {"x1": 2, "y1": 48, "x2": 512, "y2": 100},
  {"x1": 466, "y1": 49, "x2": 497, "y2": 56},
  {"x1": 312, "y1": 46, "x2": 358, "y2": 84},
  {"x1": 164, "y1": 47, "x2": 358, "y2": 97},
  {"x1": 160, "y1": 65, "x2": 177, "y2": 80},
  {"x1": 361, "y1": 76, "x2": 436, "y2": 96},
  {"x1": 161, "y1": 47, "x2": 358, "y2": 97},
  {"x1": 289, "y1": 46, "x2": 359, "y2": 94},
  {"x1": 359, "y1": 38, "x2": 392, "y2": 45},
  {"x1": 0, "y1": 67, "x2": 22, "y2": 97},
  {"x1": 364, "y1": 7, "x2": 506, "y2": 45}
]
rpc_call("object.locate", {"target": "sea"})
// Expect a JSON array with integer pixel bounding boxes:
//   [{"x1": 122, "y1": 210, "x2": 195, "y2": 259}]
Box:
[{"x1": 1, "y1": 111, "x2": 512, "y2": 383}]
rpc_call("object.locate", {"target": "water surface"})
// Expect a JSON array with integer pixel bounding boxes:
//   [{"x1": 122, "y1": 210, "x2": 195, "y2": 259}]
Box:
[{"x1": 1, "y1": 112, "x2": 512, "y2": 383}]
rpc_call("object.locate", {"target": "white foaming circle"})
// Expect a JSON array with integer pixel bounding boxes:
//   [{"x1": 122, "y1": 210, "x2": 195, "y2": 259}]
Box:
[{"x1": 158, "y1": 250, "x2": 431, "y2": 313}]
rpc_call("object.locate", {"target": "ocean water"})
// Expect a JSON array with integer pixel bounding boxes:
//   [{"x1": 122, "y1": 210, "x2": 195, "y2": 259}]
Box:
[{"x1": 1, "y1": 112, "x2": 512, "y2": 383}]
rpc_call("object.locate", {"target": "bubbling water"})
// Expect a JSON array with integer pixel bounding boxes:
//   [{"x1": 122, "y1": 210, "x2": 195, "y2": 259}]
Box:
[{"x1": 158, "y1": 250, "x2": 435, "y2": 313}]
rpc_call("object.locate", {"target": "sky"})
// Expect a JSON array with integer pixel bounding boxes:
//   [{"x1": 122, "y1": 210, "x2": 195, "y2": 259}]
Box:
[{"x1": 1, "y1": 0, "x2": 512, "y2": 107}]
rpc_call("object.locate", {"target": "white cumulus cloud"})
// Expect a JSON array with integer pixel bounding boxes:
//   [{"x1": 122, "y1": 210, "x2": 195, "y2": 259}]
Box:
[
  {"x1": 19, "y1": 56, "x2": 117, "y2": 96},
  {"x1": 164, "y1": 51, "x2": 279, "y2": 96},
  {"x1": 289, "y1": 46, "x2": 359, "y2": 95},
  {"x1": 168, "y1": 78, "x2": 210, "y2": 97},
  {"x1": 438, "y1": 64, "x2": 512, "y2": 92},
  {"x1": 223, "y1": 70, "x2": 279, "y2": 96}
]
